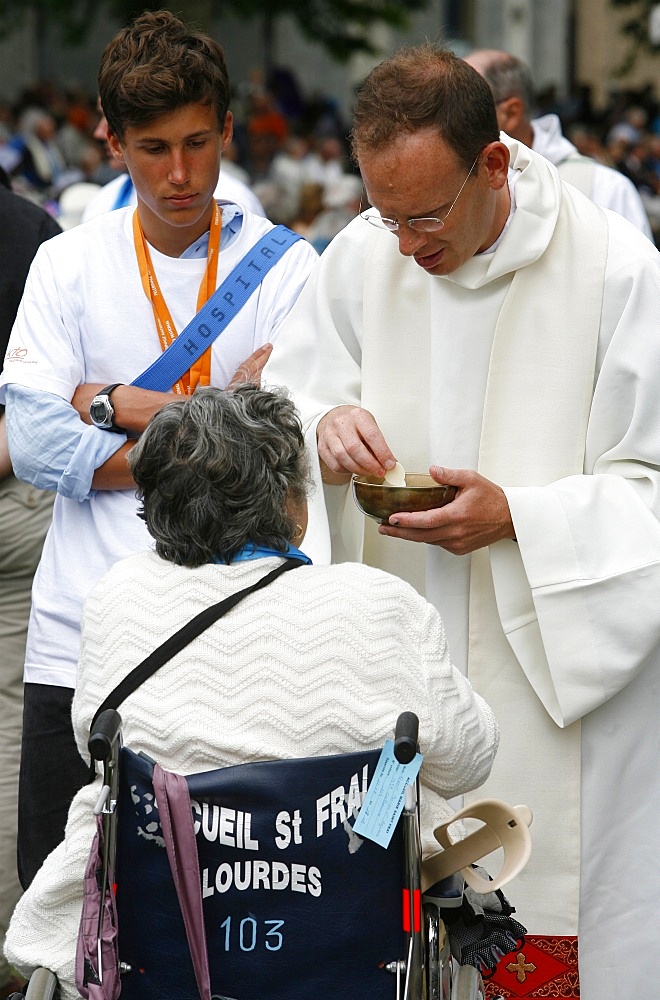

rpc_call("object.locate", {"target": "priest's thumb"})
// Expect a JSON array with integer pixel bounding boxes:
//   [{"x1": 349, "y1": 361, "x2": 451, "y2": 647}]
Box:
[{"x1": 430, "y1": 464, "x2": 452, "y2": 484}]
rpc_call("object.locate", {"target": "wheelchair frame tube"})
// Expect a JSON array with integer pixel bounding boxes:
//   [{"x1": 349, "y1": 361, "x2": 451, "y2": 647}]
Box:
[
  {"x1": 402, "y1": 782, "x2": 423, "y2": 999},
  {"x1": 394, "y1": 712, "x2": 424, "y2": 999},
  {"x1": 89, "y1": 709, "x2": 123, "y2": 983}
]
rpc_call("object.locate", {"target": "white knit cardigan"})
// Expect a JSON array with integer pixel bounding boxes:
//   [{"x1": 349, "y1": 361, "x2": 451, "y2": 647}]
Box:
[{"x1": 6, "y1": 551, "x2": 498, "y2": 998}]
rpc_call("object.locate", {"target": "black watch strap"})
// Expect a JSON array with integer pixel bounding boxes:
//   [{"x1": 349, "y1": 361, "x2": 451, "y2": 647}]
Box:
[
  {"x1": 95, "y1": 382, "x2": 126, "y2": 433},
  {"x1": 101, "y1": 382, "x2": 122, "y2": 396}
]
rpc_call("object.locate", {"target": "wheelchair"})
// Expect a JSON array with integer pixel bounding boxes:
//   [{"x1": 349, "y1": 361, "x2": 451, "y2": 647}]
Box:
[{"x1": 17, "y1": 711, "x2": 531, "y2": 1000}]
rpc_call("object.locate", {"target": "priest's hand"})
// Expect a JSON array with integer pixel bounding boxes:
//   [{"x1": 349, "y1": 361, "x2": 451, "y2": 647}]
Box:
[
  {"x1": 378, "y1": 465, "x2": 515, "y2": 554},
  {"x1": 317, "y1": 404, "x2": 398, "y2": 485}
]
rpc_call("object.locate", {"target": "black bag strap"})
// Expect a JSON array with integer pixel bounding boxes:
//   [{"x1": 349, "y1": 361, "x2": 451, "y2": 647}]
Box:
[{"x1": 89, "y1": 557, "x2": 301, "y2": 739}]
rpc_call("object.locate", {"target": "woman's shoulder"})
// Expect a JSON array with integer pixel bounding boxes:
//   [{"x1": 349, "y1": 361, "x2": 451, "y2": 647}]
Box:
[
  {"x1": 85, "y1": 550, "x2": 173, "y2": 604},
  {"x1": 281, "y1": 562, "x2": 446, "y2": 667},
  {"x1": 304, "y1": 559, "x2": 415, "y2": 585},
  {"x1": 293, "y1": 561, "x2": 432, "y2": 610}
]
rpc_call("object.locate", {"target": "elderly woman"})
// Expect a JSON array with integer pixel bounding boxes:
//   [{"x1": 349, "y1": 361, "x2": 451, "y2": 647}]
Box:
[{"x1": 5, "y1": 385, "x2": 498, "y2": 999}]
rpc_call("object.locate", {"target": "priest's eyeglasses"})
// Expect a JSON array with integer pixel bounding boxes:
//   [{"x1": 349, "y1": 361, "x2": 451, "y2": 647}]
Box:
[{"x1": 360, "y1": 154, "x2": 480, "y2": 233}]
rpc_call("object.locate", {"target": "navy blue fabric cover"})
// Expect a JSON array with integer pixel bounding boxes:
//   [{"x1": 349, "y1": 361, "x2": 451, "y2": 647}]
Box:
[{"x1": 114, "y1": 746, "x2": 406, "y2": 999}]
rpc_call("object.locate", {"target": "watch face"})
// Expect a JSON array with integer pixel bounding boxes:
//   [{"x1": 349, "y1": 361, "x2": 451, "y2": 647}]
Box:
[{"x1": 90, "y1": 395, "x2": 113, "y2": 428}]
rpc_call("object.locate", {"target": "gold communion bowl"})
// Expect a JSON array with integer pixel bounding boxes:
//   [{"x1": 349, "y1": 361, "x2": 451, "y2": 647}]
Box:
[{"x1": 352, "y1": 473, "x2": 457, "y2": 523}]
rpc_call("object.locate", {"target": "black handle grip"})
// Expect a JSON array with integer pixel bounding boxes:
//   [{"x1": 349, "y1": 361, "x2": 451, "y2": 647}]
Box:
[
  {"x1": 394, "y1": 711, "x2": 419, "y2": 764},
  {"x1": 88, "y1": 708, "x2": 122, "y2": 762}
]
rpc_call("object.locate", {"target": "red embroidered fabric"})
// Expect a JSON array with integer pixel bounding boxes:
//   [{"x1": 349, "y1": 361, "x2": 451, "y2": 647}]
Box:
[{"x1": 484, "y1": 935, "x2": 579, "y2": 998}]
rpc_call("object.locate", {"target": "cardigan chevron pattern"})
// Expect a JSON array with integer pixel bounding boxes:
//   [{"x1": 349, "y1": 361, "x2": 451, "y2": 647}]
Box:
[{"x1": 6, "y1": 551, "x2": 498, "y2": 998}]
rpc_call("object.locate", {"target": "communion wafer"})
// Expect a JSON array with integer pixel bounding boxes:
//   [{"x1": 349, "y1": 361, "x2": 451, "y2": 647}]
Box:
[{"x1": 384, "y1": 461, "x2": 406, "y2": 487}]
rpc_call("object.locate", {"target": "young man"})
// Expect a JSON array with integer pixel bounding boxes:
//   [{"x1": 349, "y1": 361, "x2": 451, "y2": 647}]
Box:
[
  {"x1": 264, "y1": 45, "x2": 660, "y2": 999},
  {"x1": 0, "y1": 10, "x2": 317, "y2": 888}
]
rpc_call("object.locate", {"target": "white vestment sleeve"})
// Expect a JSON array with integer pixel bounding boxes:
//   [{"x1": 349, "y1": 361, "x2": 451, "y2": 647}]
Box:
[
  {"x1": 264, "y1": 219, "x2": 365, "y2": 422},
  {"x1": 501, "y1": 239, "x2": 660, "y2": 725},
  {"x1": 263, "y1": 220, "x2": 367, "y2": 565}
]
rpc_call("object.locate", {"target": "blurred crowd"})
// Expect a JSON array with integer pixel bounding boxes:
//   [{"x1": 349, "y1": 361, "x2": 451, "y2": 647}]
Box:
[
  {"x1": 0, "y1": 67, "x2": 362, "y2": 253},
  {"x1": 1, "y1": 67, "x2": 659, "y2": 246},
  {"x1": 538, "y1": 80, "x2": 660, "y2": 242}
]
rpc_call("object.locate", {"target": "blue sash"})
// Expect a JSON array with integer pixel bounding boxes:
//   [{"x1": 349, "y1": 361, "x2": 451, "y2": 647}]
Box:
[{"x1": 131, "y1": 225, "x2": 302, "y2": 393}]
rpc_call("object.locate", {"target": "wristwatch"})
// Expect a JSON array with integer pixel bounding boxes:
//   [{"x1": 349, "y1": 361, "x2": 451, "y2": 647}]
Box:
[{"x1": 89, "y1": 383, "x2": 125, "y2": 432}]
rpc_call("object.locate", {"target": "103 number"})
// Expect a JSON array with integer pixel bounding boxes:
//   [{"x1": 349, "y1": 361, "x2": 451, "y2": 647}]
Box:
[{"x1": 219, "y1": 916, "x2": 284, "y2": 952}]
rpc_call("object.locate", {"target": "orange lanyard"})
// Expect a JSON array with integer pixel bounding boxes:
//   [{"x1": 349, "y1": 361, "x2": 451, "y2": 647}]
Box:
[{"x1": 132, "y1": 204, "x2": 221, "y2": 395}]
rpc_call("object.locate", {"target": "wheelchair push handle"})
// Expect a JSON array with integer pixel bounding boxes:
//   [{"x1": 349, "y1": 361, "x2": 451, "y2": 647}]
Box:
[
  {"x1": 394, "y1": 711, "x2": 419, "y2": 764},
  {"x1": 88, "y1": 708, "x2": 122, "y2": 762}
]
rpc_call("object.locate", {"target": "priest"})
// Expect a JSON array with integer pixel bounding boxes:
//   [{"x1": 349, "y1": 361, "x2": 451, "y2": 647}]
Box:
[{"x1": 264, "y1": 45, "x2": 660, "y2": 1000}]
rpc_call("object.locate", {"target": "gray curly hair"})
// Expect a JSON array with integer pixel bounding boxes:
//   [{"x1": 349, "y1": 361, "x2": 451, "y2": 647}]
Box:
[{"x1": 127, "y1": 384, "x2": 311, "y2": 567}]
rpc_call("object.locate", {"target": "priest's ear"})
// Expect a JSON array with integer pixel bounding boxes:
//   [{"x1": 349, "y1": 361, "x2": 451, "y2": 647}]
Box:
[{"x1": 480, "y1": 141, "x2": 510, "y2": 191}]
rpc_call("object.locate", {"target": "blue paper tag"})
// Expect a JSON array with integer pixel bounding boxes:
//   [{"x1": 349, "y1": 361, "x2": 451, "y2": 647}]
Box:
[{"x1": 353, "y1": 739, "x2": 423, "y2": 848}]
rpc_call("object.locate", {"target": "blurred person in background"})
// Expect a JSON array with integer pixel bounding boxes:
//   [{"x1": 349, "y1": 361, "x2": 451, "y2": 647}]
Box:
[
  {"x1": 0, "y1": 165, "x2": 59, "y2": 1000},
  {"x1": 465, "y1": 48, "x2": 653, "y2": 239},
  {"x1": 305, "y1": 173, "x2": 362, "y2": 253},
  {"x1": 12, "y1": 108, "x2": 66, "y2": 195}
]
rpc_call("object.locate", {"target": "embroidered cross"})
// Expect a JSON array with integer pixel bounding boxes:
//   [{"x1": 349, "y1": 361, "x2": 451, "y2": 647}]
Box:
[{"x1": 506, "y1": 952, "x2": 537, "y2": 983}]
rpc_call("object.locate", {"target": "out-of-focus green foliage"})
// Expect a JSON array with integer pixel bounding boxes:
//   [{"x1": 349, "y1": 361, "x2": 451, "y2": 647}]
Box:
[
  {"x1": 0, "y1": 0, "x2": 97, "y2": 44},
  {"x1": 610, "y1": 0, "x2": 660, "y2": 74},
  {"x1": 0, "y1": 0, "x2": 431, "y2": 60}
]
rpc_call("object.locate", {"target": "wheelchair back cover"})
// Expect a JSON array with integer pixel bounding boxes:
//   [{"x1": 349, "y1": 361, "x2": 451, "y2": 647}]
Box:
[{"x1": 114, "y1": 745, "x2": 407, "y2": 1000}]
